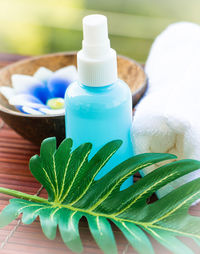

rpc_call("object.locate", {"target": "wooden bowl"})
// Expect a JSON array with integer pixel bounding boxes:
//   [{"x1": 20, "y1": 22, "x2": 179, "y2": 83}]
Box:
[{"x1": 0, "y1": 52, "x2": 147, "y2": 145}]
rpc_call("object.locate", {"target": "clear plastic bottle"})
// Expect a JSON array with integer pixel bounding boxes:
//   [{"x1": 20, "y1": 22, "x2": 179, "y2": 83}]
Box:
[{"x1": 65, "y1": 14, "x2": 134, "y2": 189}]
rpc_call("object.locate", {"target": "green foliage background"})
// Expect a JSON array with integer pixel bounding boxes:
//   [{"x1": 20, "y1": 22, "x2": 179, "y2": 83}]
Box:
[{"x1": 1, "y1": 0, "x2": 200, "y2": 62}]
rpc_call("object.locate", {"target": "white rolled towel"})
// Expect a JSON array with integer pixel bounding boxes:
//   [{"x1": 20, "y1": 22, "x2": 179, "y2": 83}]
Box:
[{"x1": 132, "y1": 22, "x2": 200, "y2": 199}]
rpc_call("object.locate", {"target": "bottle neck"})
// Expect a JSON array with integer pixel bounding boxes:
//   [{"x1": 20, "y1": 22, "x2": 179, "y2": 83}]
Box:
[{"x1": 80, "y1": 81, "x2": 116, "y2": 90}]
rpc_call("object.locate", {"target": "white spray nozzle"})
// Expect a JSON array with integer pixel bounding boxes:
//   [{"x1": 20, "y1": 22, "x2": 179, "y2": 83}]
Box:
[
  {"x1": 82, "y1": 15, "x2": 110, "y2": 58},
  {"x1": 77, "y1": 14, "x2": 118, "y2": 87},
  {"x1": 83, "y1": 15, "x2": 109, "y2": 45}
]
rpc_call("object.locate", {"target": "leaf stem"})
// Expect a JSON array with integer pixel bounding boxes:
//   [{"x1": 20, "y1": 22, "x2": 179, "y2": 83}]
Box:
[{"x1": 0, "y1": 187, "x2": 48, "y2": 204}]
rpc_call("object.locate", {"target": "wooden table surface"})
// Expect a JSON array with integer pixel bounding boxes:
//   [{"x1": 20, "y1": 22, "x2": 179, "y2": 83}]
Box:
[{"x1": 0, "y1": 54, "x2": 199, "y2": 254}]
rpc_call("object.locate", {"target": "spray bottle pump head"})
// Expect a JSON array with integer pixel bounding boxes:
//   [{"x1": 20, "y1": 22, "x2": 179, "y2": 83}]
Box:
[
  {"x1": 82, "y1": 15, "x2": 110, "y2": 58},
  {"x1": 77, "y1": 14, "x2": 118, "y2": 87}
]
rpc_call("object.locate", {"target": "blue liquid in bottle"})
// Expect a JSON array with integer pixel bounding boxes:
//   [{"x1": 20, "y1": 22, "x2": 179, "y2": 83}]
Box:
[
  {"x1": 65, "y1": 79, "x2": 134, "y2": 189},
  {"x1": 65, "y1": 14, "x2": 134, "y2": 189}
]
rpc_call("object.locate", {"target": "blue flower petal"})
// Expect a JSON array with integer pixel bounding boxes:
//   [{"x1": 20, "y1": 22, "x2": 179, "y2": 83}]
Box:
[
  {"x1": 20, "y1": 106, "x2": 45, "y2": 115},
  {"x1": 47, "y1": 76, "x2": 71, "y2": 98},
  {"x1": 12, "y1": 74, "x2": 51, "y2": 103},
  {"x1": 9, "y1": 94, "x2": 48, "y2": 110},
  {"x1": 47, "y1": 65, "x2": 78, "y2": 98}
]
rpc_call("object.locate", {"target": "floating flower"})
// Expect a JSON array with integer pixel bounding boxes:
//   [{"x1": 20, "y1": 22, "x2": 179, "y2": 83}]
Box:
[{"x1": 0, "y1": 65, "x2": 78, "y2": 115}]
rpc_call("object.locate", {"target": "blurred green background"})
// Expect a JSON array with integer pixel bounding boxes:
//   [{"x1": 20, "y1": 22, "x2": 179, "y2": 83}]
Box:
[{"x1": 0, "y1": 0, "x2": 200, "y2": 63}]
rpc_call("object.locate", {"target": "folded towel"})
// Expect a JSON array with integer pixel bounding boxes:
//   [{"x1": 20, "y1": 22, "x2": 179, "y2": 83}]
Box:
[{"x1": 132, "y1": 22, "x2": 200, "y2": 200}]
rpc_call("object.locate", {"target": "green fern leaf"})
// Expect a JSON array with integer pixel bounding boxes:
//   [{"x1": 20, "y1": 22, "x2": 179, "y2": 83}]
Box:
[{"x1": 0, "y1": 137, "x2": 200, "y2": 254}]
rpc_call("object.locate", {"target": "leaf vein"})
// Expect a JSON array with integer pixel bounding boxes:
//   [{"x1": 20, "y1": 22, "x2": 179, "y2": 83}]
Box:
[
  {"x1": 60, "y1": 150, "x2": 91, "y2": 203},
  {"x1": 41, "y1": 166, "x2": 57, "y2": 199},
  {"x1": 114, "y1": 173, "x2": 175, "y2": 216},
  {"x1": 70, "y1": 148, "x2": 118, "y2": 206},
  {"x1": 58, "y1": 154, "x2": 72, "y2": 200},
  {"x1": 50, "y1": 207, "x2": 60, "y2": 221},
  {"x1": 18, "y1": 204, "x2": 44, "y2": 212},
  {"x1": 53, "y1": 156, "x2": 59, "y2": 197},
  {"x1": 97, "y1": 216, "x2": 103, "y2": 236},
  {"x1": 150, "y1": 190, "x2": 200, "y2": 225},
  {"x1": 70, "y1": 211, "x2": 77, "y2": 232},
  {"x1": 88, "y1": 162, "x2": 152, "y2": 211},
  {"x1": 32, "y1": 206, "x2": 51, "y2": 217},
  {"x1": 121, "y1": 222, "x2": 140, "y2": 241}
]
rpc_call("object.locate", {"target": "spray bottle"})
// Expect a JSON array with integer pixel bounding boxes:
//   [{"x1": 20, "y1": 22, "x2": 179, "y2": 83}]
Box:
[{"x1": 65, "y1": 14, "x2": 134, "y2": 189}]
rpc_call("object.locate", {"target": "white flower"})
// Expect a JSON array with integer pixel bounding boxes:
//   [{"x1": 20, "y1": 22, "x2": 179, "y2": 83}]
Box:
[{"x1": 0, "y1": 65, "x2": 78, "y2": 115}]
